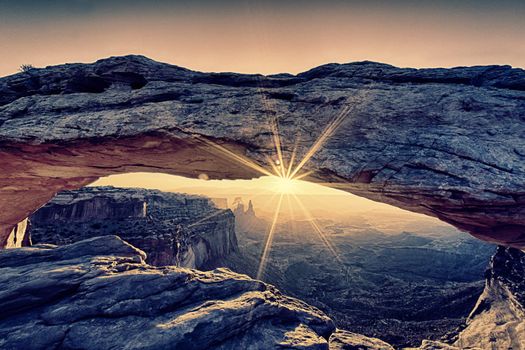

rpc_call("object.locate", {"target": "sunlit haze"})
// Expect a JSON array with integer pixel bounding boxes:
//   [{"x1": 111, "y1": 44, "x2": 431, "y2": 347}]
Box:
[{"x1": 90, "y1": 172, "x2": 438, "y2": 223}]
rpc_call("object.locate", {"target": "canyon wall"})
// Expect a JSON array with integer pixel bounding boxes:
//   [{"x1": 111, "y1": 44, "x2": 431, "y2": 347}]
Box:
[
  {"x1": 28, "y1": 186, "x2": 237, "y2": 268},
  {"x1": 0, "y1": 55, "x2": 524, "y2": 248}
]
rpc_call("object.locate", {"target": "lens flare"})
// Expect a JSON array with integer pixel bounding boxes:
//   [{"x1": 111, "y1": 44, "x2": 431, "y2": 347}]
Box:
[
  {"x1": 256, "y1": 192, "x2": 284, "y2": 280},
  {"x1": 197, "y1": 93, "x2": 368, "y2": 280},
  {"x1": 270, "y1": 176, "x2": 299, "y2": 194}
]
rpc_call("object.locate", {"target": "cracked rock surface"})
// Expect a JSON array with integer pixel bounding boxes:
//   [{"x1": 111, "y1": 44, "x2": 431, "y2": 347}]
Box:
[
  {"x1": 0, "y1": 235, "x2": 336, "y2": 350},
  {"x1": 0, "y1": 55, "x2": 524, "y2": 247}
]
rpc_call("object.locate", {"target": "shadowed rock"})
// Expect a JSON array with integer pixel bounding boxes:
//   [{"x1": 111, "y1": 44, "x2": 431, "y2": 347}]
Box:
[
  {"x1": 0, "y1": 235, "x2": 337, "y2": 350},
  {"x1": 28, "y1": 186, "x2": 237, "y2": 268},
  {"x1": 0, "y1": 55, "x2": 524, "y2": 248}
]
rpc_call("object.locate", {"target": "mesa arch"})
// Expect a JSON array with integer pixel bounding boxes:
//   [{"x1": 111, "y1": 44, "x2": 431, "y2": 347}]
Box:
[{"x1": 0, "y1": 55, "x2": 524, "y2": 248}]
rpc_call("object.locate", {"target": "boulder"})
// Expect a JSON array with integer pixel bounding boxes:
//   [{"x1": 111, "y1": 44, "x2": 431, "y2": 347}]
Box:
[{"x1": 0, "y1": 235, "x2": 336, "y2": 350}]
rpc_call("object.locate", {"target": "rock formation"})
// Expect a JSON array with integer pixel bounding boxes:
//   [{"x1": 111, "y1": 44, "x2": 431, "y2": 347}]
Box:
[
  {"x1": 401, "y1": 246, "x2": 525, "y2": 350},
  {"x1": 1, "y1": 224, "x2": 523, "y2": 348},
  {"x1": 329, "y1": 330, "x2": 395, "y2": 350},
  {"x1": 28, "y1": 186, "x2": 237, "y2": 268},
  {"x1": 0, "y1": 55, "x2": 524, "y2": 248},
  {"x1": 232, "y1": 197, "x2": 267, "y2": 233},
  {"x1": 0, "y1": 235, "x2": 405, "y2": 350},
  {"x1": 451, "y1": 246, "x2": 525, "y2": 349}
]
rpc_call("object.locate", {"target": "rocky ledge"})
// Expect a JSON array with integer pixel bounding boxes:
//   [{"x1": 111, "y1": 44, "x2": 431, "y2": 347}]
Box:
[
  {"x1": 26, "y1": 186, "x2": 237, "y2": 268},
  {"x1": 452, "y1": 246, "x2": 525, "y2": 349},
  {"x1": 0, "y1": 55, "x2": 524, "y2": 248},
  {"x1": 0, "y1": 235, "x2": 407, "y2": 350},
  {"x1": 408, "y1": 245, "x2": 525, "y2": 350},
  {"x1": 1, "y1": 235, "x2": 523, "y2": 349},
  {"x1": 0, "y1": 236, "x2": 339, "y2": 350}
]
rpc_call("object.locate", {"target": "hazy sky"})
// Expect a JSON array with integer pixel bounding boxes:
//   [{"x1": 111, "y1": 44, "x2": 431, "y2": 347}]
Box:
[
  {"x1": 90, "y1": 173, "x2": 428, "y2": 220},
  {"x1": 1, "y1": 0, "x2": 524, "y2": 77}
]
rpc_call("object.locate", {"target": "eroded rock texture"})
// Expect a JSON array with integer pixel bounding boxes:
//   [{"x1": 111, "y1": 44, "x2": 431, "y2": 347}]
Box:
[
  {"x1": 1, "y1": 55, "x2": 524, "y2": 247},
  {"x1": 0, "y1": 236, "x2": 337, "y2": 350},
  {"x1": 452, "y1": 246, "x2": 525, "y2": 349},
  {"x1": 28, "y1": 186, "x2": 237, "y2": 268},
  {"x1": 328, "y1": 330, "x2": 394, "y2": 350}
]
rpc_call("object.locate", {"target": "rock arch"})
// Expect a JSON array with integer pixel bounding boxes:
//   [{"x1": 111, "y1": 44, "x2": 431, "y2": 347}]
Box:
[{"x1": 1, "y1": 55, "x2": 524, "y2": 248}]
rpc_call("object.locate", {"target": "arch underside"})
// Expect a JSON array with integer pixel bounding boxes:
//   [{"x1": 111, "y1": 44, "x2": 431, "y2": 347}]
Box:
[{"x1": 1, "y1": 56, "x2": 524, "y2": 248}]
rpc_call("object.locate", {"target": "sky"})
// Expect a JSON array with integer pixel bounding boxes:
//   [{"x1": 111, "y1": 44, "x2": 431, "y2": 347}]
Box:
[{"x1": 0, "y1": 0, "x2": 524, "y2": 77}]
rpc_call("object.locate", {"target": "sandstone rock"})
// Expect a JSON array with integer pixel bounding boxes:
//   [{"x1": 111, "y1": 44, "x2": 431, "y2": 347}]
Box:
[
  {"x1": 0, "y1": 56, "x2": 524, "y2": 248},
  {"x1": 410, "y1": 340, "x2": 460, "y2": 350},
  {"x1": 28, "y1": 186, "x2": 237, "y2": 268},
  {"x1": 329, "y1": 330, "x2": 394, "y2": 350},
  {"x1": 232, "y1": 197, "x2": 266, "y2": 233},
  {"x1": 0, "y1": 235, "x2": 338, "y2": 350},
  {"x1": 452, "y1": 246, "x2": 525, "y2": 349}
]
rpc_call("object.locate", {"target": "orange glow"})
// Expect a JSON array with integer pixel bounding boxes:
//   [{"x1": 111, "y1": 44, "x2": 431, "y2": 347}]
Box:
[{"x1": 1, "y1": 5, "x2": 524, "y2": 77}]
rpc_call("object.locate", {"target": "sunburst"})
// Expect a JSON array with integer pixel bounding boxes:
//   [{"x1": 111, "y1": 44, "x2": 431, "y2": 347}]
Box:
[{"x1": 200, "y1": 91, "x2": 368, "y2": 280}]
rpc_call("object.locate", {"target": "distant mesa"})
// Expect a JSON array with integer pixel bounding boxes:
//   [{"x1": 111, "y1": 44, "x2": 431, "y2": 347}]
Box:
[
  {"x1": 27, "y1": 186, "x2": 237, "y2": 269},
  {"x1": 232, "y1": 197, "x2": 267, "y2": 232}
]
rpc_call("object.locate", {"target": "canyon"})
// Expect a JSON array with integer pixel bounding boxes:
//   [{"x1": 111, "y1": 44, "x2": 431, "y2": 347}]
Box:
[
  {"x1": 13, "y1": 187, "x2": 525, "y2": 349},
  {"x1": 0, "y1": 55, "x2": 524, "y2": 248},
  {"x1": 27, "y1": 186, "x2": 237, "y2": 268},
  {"x1": 224, "y1": 199, "x2": 495, "y2": 347}
]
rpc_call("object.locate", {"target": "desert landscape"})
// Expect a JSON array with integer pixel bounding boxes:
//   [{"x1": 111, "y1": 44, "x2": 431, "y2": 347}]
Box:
[{"x1": 1, "y1": 1, "x2": 524, "y2": 349}]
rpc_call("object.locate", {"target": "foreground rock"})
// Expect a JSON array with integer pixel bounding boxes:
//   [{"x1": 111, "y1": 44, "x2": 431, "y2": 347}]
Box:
[
  {"x1": 329, "y1": 330, "x2": 394, "y2": 350},
  {"x1": 0, "y1": 55, "x2": 524, "y2": 248},
  {"x1": 28, "y1": 186, "x2": 237, "y2": 268},
  {"x1": 452, "y1": 245, "x2": 525, "y2": 349},
  {"x1": 1, "y1": 235, "x2": 523, "y2": 349},
  {"x1": 0, "y1": 236, "x2": 337, "y2": 350},
  {"x1": 405, "y1": 246, "x2": 525, "y2": 350}
]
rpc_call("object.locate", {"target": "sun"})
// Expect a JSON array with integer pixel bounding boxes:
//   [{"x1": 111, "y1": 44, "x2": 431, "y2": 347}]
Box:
[
  {"x1": 200, "y1": 93, "x2": 366, "y2": 280},
  {"x1": 273, "y1": 176, "x2": 299, "y2": 194},
  {"x1": 261, "y1": 175, "x2": 306, "y2": 194}
]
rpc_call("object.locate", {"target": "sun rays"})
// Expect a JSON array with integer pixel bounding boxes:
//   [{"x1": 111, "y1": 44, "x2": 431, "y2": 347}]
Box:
[
  {"x1": 198, "y1": 91, "x2": 367, "y2": 280},
  {"x1": 256, "y1": 192, "x2": 284, "y2": 279}
]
